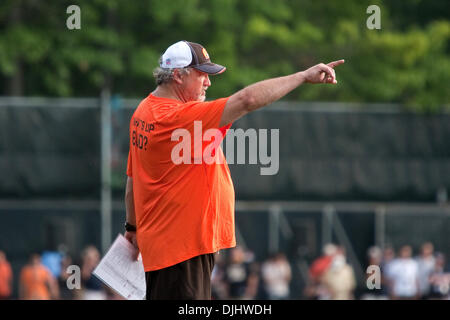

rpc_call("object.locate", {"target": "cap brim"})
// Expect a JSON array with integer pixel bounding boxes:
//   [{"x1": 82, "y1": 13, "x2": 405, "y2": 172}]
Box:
[{"x1": 192, "y1": 63, "x2": 226, "y2": 75}]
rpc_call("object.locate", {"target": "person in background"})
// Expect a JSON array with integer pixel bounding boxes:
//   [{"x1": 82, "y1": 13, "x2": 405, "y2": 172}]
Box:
[
  {"x1": 80, "y1": 245, "x2": 107, "y2": 300},
  {"x1": 321, "y1": 246, "x2": 356, "y2": 300},
  {"x1": 304, "y1": 243, "x2": 337, "y2": 299},
  {"x1": 19, "y1": 253, "x2": 59, "y2": 300},
  {"x1": 40, "y1": 250, "x2": 63, "y2": 280},
  {"x1": 224, "y1": 247, "x2": 259, "y2": 299},
  {"x1": 0, "y1": 251, "x2": 13, "y2": 300},
  {"x1": 415, "y1": 242, "x2": 436, "y2": 299},
  {"x1": 261, "y1": 252, "x2": 292, "y2": 300},
  {"x1": 360, "y1": 246, "x2": 389, "y2": 300},
  {"x1": 385, "y1": 245, "x2": 420, "y2": 300},
  {"x1": 211, "y1": 253, "x2": 228, "y2": 300},
  {"x1": 58, "y1": 253, "x2": 76, "y2": 300},
  {"x1": 428, "y1": 253, "x2": 450, "y2": 300}
]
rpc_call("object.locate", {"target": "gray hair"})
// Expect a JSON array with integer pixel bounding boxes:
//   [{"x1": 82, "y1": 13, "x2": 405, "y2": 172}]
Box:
[{"x1": 153, "y1": 56, "x2": 191, "y2": 85}]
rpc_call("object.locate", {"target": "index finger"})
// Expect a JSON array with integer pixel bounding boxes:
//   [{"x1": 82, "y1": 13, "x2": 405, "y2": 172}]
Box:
[{"x1": 327, "y1": 59, "x2": 345, "y2": 68}]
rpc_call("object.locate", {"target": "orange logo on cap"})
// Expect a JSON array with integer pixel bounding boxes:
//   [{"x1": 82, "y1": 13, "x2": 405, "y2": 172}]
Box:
[{"x1": 202, "y1": 48, "x2": 210, "y2": 60}]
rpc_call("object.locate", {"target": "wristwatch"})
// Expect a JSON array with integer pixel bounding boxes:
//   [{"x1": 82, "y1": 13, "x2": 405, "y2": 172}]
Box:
[{"x1": 124, "y1": 222, "x2": 137, "y2": 232}]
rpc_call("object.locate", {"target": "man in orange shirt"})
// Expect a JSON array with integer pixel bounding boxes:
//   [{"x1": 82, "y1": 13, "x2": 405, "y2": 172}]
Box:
[
  {"x1": 124, "y1": 40, "x2": 344, "y2": 299},
  {"x1": 19, "y1": 253, "x2": 59, "y2": 300},
  {"x1": 0, "y1": 251, "x2": 12, "y2": 300}
]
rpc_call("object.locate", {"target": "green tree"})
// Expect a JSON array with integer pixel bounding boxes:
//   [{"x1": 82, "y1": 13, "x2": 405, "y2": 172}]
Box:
[{"x1": 0, "y1": 0, "x2": 448, "y2": 112}]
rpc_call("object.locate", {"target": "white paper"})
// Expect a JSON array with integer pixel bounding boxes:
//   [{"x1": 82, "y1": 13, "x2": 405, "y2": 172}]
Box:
[{"x1": 93, "y1": 234, "x2": 146, "y2": 300}]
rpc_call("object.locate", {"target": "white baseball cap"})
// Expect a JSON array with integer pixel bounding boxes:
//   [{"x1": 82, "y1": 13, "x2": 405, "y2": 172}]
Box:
[{"x1": 160, "y1": 40, "x2": 226, "y2": 75}]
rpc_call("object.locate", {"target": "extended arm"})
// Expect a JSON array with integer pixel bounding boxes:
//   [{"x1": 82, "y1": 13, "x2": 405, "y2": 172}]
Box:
[{"x1": 219, "y1": 60, "x2": 344, "y2": 127}]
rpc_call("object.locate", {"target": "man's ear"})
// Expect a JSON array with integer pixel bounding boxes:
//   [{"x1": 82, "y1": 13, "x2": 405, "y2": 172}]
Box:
[{"x1": 173, "y1": 69, "x2": 184, "y2": 84}]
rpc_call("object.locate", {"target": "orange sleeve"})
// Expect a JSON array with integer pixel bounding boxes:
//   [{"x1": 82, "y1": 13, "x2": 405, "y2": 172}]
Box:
[{"x1": 168, "y1": 97, "x2": 229, "y2": 132}]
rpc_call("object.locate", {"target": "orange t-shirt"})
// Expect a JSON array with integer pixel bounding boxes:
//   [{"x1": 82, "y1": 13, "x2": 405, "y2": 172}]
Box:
[
  {"x1": 127, "y1": 94, "x2": 236, "y2": 272},
  {"x1": 20, "y1": 265, "x2": 52, "y2": 300},
  {"x1": 0, "y1": 261, "x2": 12, "y2": 297}
]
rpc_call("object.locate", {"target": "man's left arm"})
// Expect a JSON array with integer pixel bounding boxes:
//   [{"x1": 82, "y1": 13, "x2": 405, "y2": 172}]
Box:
[{"x1": 125, "y1": 176, "x2": 139, "y2": 254}]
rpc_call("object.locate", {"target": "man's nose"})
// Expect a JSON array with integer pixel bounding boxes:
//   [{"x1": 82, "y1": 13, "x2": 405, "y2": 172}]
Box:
[{"x1": 204, "y1": 75, "x2": 211, "y2": 87}]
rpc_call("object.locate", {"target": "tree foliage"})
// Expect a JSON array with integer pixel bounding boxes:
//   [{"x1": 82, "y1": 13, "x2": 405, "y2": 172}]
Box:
[{"x1": 0, "y1": 0, "x2": 448, "y2": 111}]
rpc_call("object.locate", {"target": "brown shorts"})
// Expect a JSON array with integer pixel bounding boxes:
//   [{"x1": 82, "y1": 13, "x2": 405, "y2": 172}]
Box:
[{"x1": 145, "y1": 253, "x2": 215, "y2": 300}]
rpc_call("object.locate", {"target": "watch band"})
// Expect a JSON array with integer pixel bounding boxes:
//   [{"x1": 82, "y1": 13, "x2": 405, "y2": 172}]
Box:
[{"x1": 124, "y1": 222, "x2": 137, "y2": 232}]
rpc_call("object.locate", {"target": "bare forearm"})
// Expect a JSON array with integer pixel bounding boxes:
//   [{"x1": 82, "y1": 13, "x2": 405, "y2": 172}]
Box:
[
  {"x1": 125, "y1": 177, "x2": 136, "y2": 225},
  {"x1": 239, "y1": 72, "x2": 306, "y2": 112},
  {"x1": 220, "y1": 60, "x2": 344, "y2": 127},
  {"x1": 124, "y1": 176, "x2": 139, "y2": 253},
  {"x1": 220, "y1": 72, "x2": 306, "y2": 127}
]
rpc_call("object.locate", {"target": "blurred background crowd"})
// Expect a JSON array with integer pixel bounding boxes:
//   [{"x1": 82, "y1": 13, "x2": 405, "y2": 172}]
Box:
[{"x1": 1, "y1": 242, "x2": 449, "y2": 300}]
